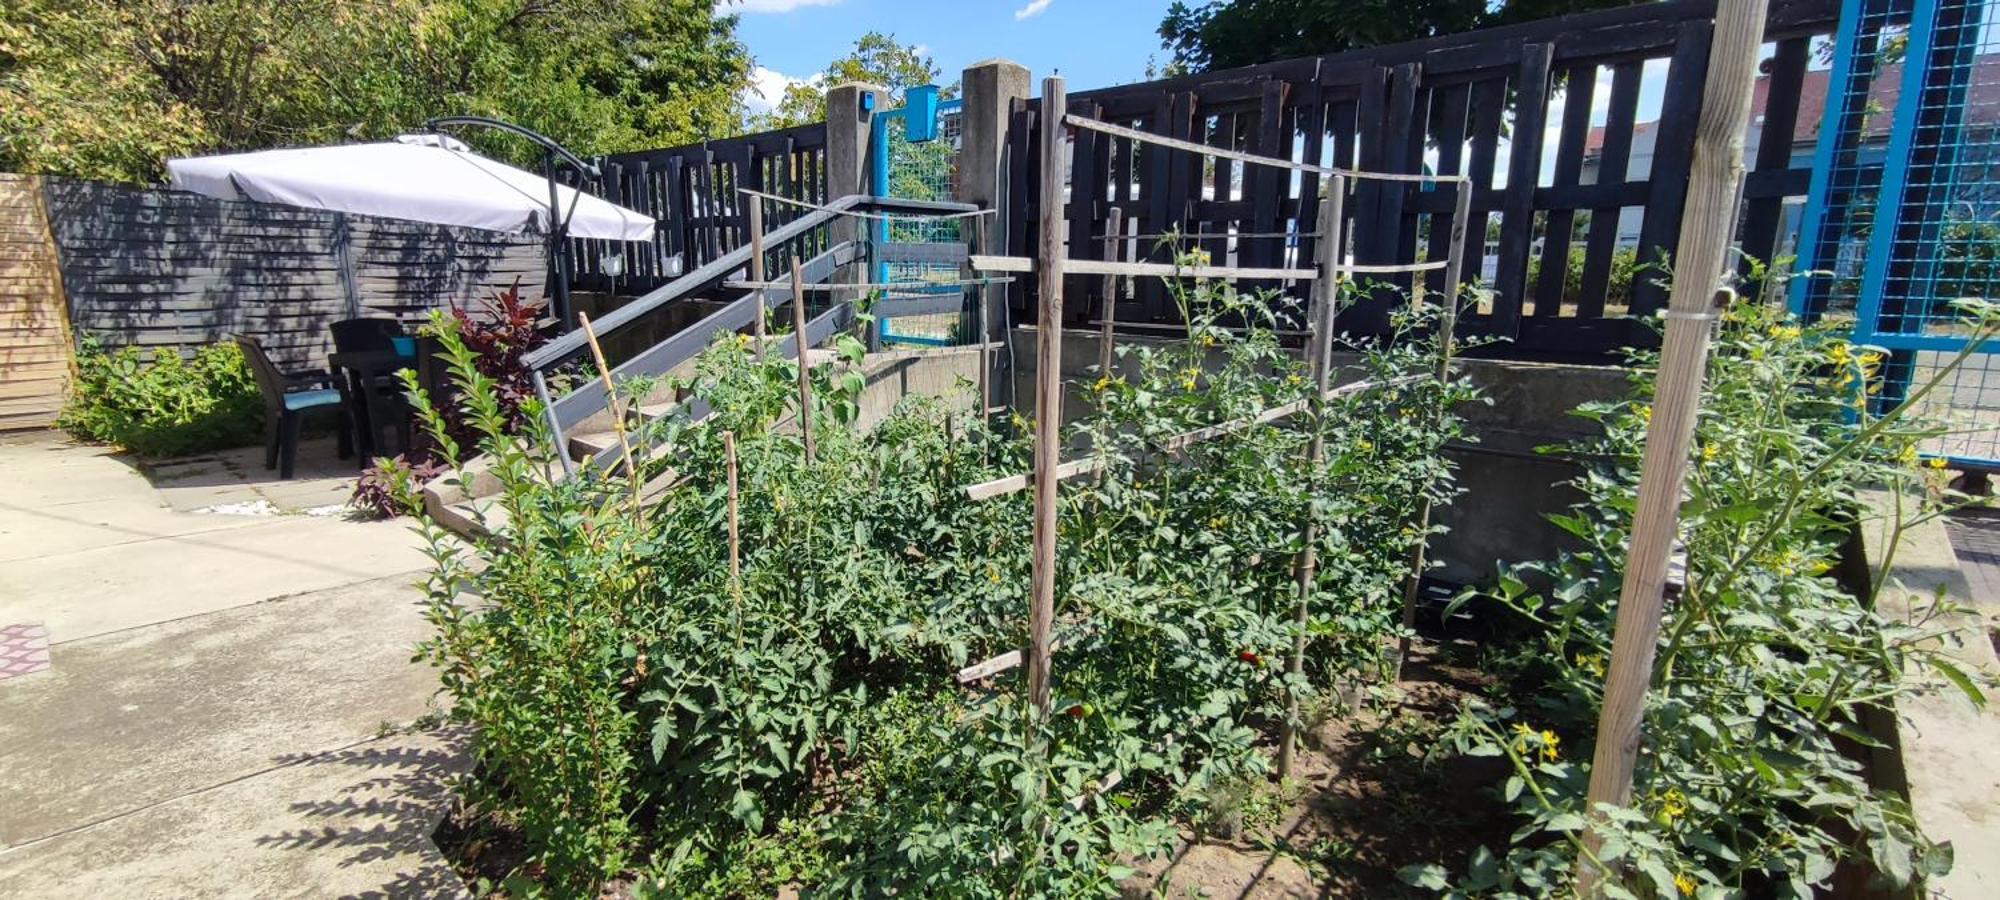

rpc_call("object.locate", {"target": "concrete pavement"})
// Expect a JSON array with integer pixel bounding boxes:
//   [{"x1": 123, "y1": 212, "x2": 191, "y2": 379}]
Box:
[{"x1": 0, "y1": 434, "x2": 469, "y2": 897}]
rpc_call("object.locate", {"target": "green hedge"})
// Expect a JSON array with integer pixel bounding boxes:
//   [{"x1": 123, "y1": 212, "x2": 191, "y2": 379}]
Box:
[{"x1": 59, "y1": 337, "x2": 264, "y2": 457}]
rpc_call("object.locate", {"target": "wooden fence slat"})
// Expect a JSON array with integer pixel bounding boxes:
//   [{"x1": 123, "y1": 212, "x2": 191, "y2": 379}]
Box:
[
  {"x1": 1628, "y1": 19, "x2": 1717, "y2": 316},
  {"x1": 1488, "y1": 43, "x2": 1555, "y2": 341},
  {"x1": 1577, "y1": 60, "x2": 1646, "y2": 321},
  {"x1": 1533, "y1": 64, "x2": 1601, "y2": 317}
]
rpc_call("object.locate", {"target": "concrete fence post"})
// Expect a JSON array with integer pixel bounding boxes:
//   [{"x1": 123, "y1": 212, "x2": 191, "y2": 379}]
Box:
[
  {"x1": 959, "y1": 59, "x2": 1030, "y2": 404},
  {"x1": 824, "y1": 81, "x2": 888, "y2": 278}
]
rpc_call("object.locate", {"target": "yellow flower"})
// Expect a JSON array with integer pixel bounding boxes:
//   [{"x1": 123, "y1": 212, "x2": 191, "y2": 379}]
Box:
[
  {"x1": 1827, "y1": 342, "x2": 1853, "y2": 365},
  {"x1": 1898, "y1": 445, "x2": 1919, "y2": 467},
  {"x1": 1700, "y1": 443, "x2": 1719, "y2": 463},
  {"x1": 986, "y1": 564, "x2": 1001, "y2": 584},
  {"x1": 1928, "y1": 456, "x2": 1948, "y2": 470},
  {"x1": 1355, "y1": 439, "x2": 1374, "y2": 453},
  {"x1": 1674, "y1": 872, "x2": 1697, "y2": 896},
  {"x1": 1638, "y1": 405, "x2": 1653, "y2": 424},
  {"x1": 1575, "y1": 653, "x2": 1606, "y2": 678},
  {"x1": 1768, "y1": 324, "x2": 1802, "y2": 341},
  {"x1": 1286, "y1": 374, "x2": 1305, "y2": 387},
  {"x1": 1199, "y1": 333, "x2": 1217, "y2": 348},
  {"x1": 1539, "y1": 730, "x2": 1561, "y2": 761},
  {"x1": 1092, "y1": 375, "x2": 1113, "y2": 393},
  {"x1": 1660, "y1": 788, "x2": 1689, "y2": 820},
  {"x1": 1207, "y1": 516, "x2": 1227, "y2": 529}
]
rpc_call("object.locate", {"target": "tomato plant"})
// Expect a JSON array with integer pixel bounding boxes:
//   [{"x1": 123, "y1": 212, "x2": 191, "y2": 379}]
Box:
[{"x1": 404, "y1": 266, "x2": 1471, "y2": 897}]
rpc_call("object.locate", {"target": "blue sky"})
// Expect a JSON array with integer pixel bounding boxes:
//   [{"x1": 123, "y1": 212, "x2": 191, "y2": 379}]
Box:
[{"x1": 729, "y1": 0, "x2": 1178, "y2": 115}]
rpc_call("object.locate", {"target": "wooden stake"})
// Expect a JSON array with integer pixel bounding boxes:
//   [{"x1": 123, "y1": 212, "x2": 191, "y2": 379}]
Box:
[
  {"x1": 789, "y1": 258, "x2": 818, "y2": 466},
  {"x1": 1097, "y1": 207, "x2": 1124, "y2": 381},
  {"x1": 578, "y1": 311, "x2": 641, "y2": 509},
  {"x1": 972, "y1": 214, "x2": 993, "y2": 421},
  {"x1": 1577, "y1": 0, "x2": 1768, "y2": 892},
  {"x1": 748, "y1": 199, "x2": 768, "y2": 358},
  {"x1": 1395, "y1": 180, "x2": 1474, "y2": 675},
  {"x1": 1279, "y1": 175, "x2": 1345, "y2": 779},
  {"x1": 724, "y1": 430, "x2": 741, "y2": 588},
  {"x1": 1027, "y1": 76, "x2": 1068, "y2": 723}
]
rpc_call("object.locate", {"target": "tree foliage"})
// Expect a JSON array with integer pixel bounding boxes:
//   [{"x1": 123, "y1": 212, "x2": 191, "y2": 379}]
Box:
[
  {"x1": 754, "y1": 31, "x2": 950, "y2": 132},
  {"x1": 0, "y1": 0, "x2": 754, "y2": 182},
  {"x1": 1157, "y1": 0, "x2": 1637, "y2": 72}
]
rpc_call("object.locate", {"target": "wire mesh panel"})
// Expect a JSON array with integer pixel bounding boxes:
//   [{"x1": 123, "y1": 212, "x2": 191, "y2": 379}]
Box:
[
  {"x1": 1796, "y1": 0, "x2": 2000, "y2": 464},
  {"x1": 873, "y1": 98, "x2": 968, "y2": 346}
]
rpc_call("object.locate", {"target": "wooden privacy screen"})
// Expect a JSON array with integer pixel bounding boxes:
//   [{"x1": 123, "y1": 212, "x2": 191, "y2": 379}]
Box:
[
  {"x1": 1005, "y1": 0, "x2": 1837, "y2": 356},
  {"x1": 568, "y1": 121, "x2": 831, "y2": 295},
  {"x1": 0, "y1": 174, "x2": 72, "y2": 431},
  {"x1": 42, "y1": 178, "x2": 544, "y2": 370}
]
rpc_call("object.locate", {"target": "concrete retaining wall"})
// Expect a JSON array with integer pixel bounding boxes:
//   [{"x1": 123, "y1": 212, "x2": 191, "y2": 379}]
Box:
[{"x1": 1005, "y1": 326, "x2": 1629, "y2": 585}]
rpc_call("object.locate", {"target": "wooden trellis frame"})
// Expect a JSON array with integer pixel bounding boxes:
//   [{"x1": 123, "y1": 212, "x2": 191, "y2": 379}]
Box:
[{"x1": 967, "y1": 76, "x2": 1476, "y2": 796}]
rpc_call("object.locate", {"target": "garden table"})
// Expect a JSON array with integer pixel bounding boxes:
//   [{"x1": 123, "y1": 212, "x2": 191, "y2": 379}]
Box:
[{"x1": 328, "y1": 348, "x2": 413, "y2": 461}]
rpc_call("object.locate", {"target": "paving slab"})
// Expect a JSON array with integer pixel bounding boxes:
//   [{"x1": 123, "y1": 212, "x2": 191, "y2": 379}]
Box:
[
  {"x1": 0, "y1": 514, "x2": 429, "y2": 643},
  {"x1": 1864, "y1": 493, "x2": 2000, "y2": 899},
  {"x1": 0, "y1": 728, "x2": 471, "y2": 899},
  {"x1": 0, "y1": 573, "x2": 442, "y2": 846},
  {"x1": 143, "y1": 437, "x2": 362, "y2": 513}
]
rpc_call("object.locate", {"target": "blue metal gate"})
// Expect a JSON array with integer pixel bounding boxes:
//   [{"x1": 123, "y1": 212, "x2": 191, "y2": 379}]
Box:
[
  {"x1": 1794, "y1": 0, "x2": 2000, "y2": 465},
  {"x1": 869, "y1": 88, "x2": 967, "y2": 347}
]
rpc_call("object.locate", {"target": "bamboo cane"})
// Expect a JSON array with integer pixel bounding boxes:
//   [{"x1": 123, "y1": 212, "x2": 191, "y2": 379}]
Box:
[
  {"x1": 1098, "y1": 207, "x2": 1124, "y2": 382},
  {"x1": 748, "y1": 199, "x2": 768, "y2": 358},
  {"x1": 724, "y1": 430, "x2": 740, "y2": 588},
  {"x1": 1279, "y1": 175, "x2": 1345, "y2": 779},
  {"x1": 789, "y1": 258, "x2": 818, "y2": 466},
  {"x1": 577, "y1": 311, "x2": 641, "y2": 510},
  {"x1": 1576, "y1": 0, "x2": 1768, "y2": 892}
]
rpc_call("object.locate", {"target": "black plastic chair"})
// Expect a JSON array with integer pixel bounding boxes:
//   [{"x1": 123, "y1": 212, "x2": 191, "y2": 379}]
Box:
[
  {"x1": 330, "y1": 318, "x2": 401, "y2": 354},
  {"x1": 233, "y1": 335, "x2": 350, "y2": 479}
]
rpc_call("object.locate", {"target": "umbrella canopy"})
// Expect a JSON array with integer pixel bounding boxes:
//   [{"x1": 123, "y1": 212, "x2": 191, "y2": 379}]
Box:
[{"x1": 166, "y1": 135, "x2": 653, "y2": 242}]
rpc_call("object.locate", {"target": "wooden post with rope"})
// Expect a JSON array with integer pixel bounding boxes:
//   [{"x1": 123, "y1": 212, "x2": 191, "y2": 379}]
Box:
[
  {"x1": 1278, "y1": 175, "x2": 1345, "y2": 779},
  {"x1": 1026, "y1": 76, "x2": 1068, "y2": 724},
  {"x1": 1395, "y1": 180, "x2": 1474, "y2": 676},
  {"x1": 1576, "y1": 0, "x2": 1768, "y2": 892},
  {"x1": 789, "y1": 258, "x2": 818, "y2": 465}
]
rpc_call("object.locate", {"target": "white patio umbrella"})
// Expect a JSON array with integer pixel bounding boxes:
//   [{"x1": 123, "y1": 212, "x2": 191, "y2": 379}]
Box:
[{"x1": 166, "y1": 133, "x2": 653, "y2": 242}]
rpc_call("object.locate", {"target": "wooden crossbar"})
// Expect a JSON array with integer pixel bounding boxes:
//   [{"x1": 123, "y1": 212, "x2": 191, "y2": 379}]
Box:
[
  {"x1": 739, "y1": 188, "x2": 997, "y2": 221},
  {"x1": 1063, "y1": 115, "x2": 1470, "y2": 185},
  {"x1": 962, "y1": 374, "x2": 1425, "y2": 502},
  {"x1": 969, "y1": 254, "x2": 1446, "y2": 279},
  {"x1": 722, "y1": 276, "x2": 1014, "y2": 292}
]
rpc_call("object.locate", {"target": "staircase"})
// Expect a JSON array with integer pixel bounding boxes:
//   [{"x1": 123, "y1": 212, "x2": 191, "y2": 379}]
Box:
[{"x1": 421, "y1": 194, "x2": 985, "y2": 538}]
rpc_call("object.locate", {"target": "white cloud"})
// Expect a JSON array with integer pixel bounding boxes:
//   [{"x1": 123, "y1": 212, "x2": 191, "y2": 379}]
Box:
[
  {"x1": 743, "y1": 66, "x2": 818, "y2": 114},
  {"x1": 725, "y1": 0, "x2": 841, "y2": 13},
  {"x1": 1014, "y1": 0, "x2": 1054, "y2": 21}
]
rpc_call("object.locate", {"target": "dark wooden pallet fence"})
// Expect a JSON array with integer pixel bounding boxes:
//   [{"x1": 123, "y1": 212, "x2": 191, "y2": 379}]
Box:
[
  {"x1": 571, "y1": 121, "x2": 830, "y2": 295},
  {"x1": 42, "y1": 178, "x2": 542, "y2": 369},
  {"x1": 1005, "y1": 0, "x2": 1838, "y2": 357}
]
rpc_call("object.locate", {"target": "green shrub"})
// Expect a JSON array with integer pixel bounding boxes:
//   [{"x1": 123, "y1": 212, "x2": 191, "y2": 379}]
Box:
[
  {"x1": 1525, "y1": 246, "x2": 1642, "y2": 312},
  {"x1": 1404, "y1": 294, "x2": 1996, "y2": 897},
  {"x1": 59, "y1": 336, "x2": 263, "y2": 457}
]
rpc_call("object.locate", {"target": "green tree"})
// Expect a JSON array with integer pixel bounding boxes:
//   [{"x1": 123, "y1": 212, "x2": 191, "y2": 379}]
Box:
[
  {"x1": 0, "y1": 0, "x2": 753, "y2": 183},
  {"x1": 1158, "y1": 0, "x2": 1636, "y2": 72},
  {"x1": 754, "y1": 31, "x2": 951, "y2": 131}
]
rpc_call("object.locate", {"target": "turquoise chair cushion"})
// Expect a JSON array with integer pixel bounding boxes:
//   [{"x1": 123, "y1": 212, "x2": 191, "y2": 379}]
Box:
[{"x1": 282, "y1": 388, "x2": 342, "y2": 411}]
